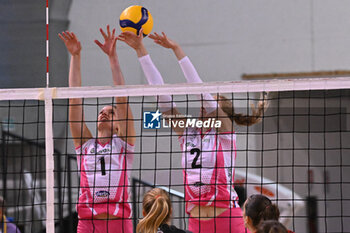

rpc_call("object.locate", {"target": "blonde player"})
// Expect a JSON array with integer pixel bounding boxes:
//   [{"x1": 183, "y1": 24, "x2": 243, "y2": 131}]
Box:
[
  {"x1": 137, "y1": 188, "x2": 192, "y2": 233},
  {"x1": 59, "y1": 25, "x2": 135, "y2": 233},
  {"x1": 118, "y1": 29, "x2": 267, "y2": 233}
]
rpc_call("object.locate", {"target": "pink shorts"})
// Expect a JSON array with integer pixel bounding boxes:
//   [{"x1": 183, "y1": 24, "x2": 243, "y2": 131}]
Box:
[
  {"x1": 77, "y1": 218, "x2": 133, "y2": 233},
  {"x1": 188, "y1": 208, "x2": 249, "y2": 233}
]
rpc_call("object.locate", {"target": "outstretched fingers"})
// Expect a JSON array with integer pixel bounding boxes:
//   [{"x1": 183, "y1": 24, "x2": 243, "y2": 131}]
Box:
[
  {"x1": 58, "y1": 31, "x2": 81, "y2": 55},
  {"x1": 100, "y1": 25, "x2": 116, "y2": 41},
  {"x1": 116, "y1": 33, "x2": 126, "y2": 42},
  {"x1": 107, "y1": 25, "x2": 111, "y2": 37},
  {"x1": 150, "y1": 32, "x2": 161, "y2": 40},
  {"x1": 149, "y1": 33, "x2": 159, "y2": 43},
  {"x1": 116, "y1": 31, "x2": 132, "y2": 41},
  {"x1": 58, "y1": 31, "x2": 76, "y2": 42},
  {"x1": 149, "y1": 32, "x2": 168, "y2": 45},
  {"x1": 94, "y1": 39, "x2": 103, "y2": 49},
  {"x1": 58, "y1": 33, "x2": 66, "y2": 42},
  {"x1": 71, "y1": 32, "x2": 78, "y2": 41},
  {"x1": 138, "y1": 28, "x2": 144, "y2": 38},
  {"x1": 161, "y1": 32, "x2": 168, "y2": 40},
  {"x1": 59, "y1": 32, "x2": 69, "y2": 41},
  {"x1": 100, "y1": 28, "x2": 108, "y2": 40},
  {"x1": 65, "y1": 31, "x2": 74, "y2": 40}
]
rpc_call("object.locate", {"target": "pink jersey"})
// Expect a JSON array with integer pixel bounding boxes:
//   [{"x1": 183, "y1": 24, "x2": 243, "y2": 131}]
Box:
[
  {"x1": 179, "y1": 127, "x2": 239, "y2": 213},
  {"x1": 75, "y1": 135, "x2": 134, "y2": 219}
]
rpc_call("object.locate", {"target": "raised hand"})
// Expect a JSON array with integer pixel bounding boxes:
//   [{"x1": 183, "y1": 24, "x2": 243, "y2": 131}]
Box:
[
  {"x1": 58, "y1": 31, "x2": 81, "y2": 56},
  {"x1": 117, "y1": 29, "x2": 148, "y2": 57},
  {"x1": 117, "y1": 28, "x2": 144, "y2": 51},
  {"x1": 148, "y1": 32, "x2": 178, "y2": 49},
  {"x1": 95, "y1": 25, "x2": 117, "y2": 57},
  {"x1": 149, "y1": 32, "x2": 185, "y2": 60}
]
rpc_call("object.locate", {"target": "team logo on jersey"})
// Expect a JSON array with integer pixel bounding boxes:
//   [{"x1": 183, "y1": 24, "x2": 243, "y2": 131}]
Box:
[
  {"x1": 186, "y1": 142, "x2": 196, "y2": 147},
  {"x1": 95, "y1": 190, "x2": 110, "y2": 197},
  {"x1": 90, "y1": 148, "x2": 110, "y2": 154},
  {"x1": 143, "y1": 110, "x2": 162, "y2": 129}
]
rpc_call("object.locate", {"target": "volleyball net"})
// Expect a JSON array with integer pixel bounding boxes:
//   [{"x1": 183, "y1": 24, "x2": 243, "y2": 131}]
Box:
[{"x1": 0, "y1": 78, "x2": 349, "y2": 233}]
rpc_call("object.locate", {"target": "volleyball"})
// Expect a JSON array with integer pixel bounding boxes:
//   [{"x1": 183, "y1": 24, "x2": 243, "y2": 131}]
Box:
[{"x1": 119, "y1": 5, "x2": 153, "y2": 37}]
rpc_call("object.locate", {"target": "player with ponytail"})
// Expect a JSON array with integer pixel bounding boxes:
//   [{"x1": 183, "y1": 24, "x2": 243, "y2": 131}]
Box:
[
  {"x1": 118, "y1": 29, "x2": 268, "y2": 233},
  {"x1": 243, "y1": 194, "x2": 280, "y2": 232},
  {"x1": 256, "y1": 220, "x2": 288, "y2": 233},
  {"x1": 137, "y1": 188, "x2": 191, "y2": 233},
  {"x1": 243, "y1": 194, "x2": 294, "y2": 233}
]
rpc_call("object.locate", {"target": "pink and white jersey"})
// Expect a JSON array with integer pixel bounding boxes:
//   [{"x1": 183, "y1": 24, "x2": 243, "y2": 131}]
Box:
[
  {"x1": 179, "y1": 127, "x2": 239, "y2": 214},
  {"x1": 75, "y1": 134, "x2": 134, "y2": 219}
]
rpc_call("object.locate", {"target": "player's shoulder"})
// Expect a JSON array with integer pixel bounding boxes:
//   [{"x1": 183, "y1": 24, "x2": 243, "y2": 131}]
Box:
[
  {"x1": 182, "y1": 127, "x2": 199, "y2": 135},
  {"x1": 76, "y1": 138, "x2": 96, "y2": 153},
  {"x1": 217, "y1": 131, "x2": 236, "y2": 141},
  {"x1": 112, "y1": 134, "x2": 135, "y2": 151},
  {"x1": 178, "y1": 127, "x2": 198, "y2": 141}
]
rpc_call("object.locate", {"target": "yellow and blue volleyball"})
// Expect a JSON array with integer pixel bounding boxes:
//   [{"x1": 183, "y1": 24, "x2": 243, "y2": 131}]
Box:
[{"x1": 119, "y1": 5, "x2": 153, "y2": 37}]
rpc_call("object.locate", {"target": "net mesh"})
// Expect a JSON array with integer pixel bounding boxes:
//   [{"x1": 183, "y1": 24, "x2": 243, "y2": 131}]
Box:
[
  {"x1": 0, "y1": 81, "x2": 349, "y2": 233},
  {"x1": 1, "y1": 100, "x2": 46, "y2": 233}
]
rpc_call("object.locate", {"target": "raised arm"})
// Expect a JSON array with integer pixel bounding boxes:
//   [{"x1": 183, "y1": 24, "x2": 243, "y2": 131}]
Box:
[
  {"x1": 149, "y1": 32, "x2": 234, "y2": 133},
  {"x1": 117, "y1": 30, "x2": 185, "y2": 136},
  {"x1": 149, "y1": 32, "x2": 186, "y2": 60},
  {"x1": 59, "y1": 31, "x2": 92, "y2": 148},
  {"x1": 95, "y1": 25, "x2": 136, "y2": 145}
]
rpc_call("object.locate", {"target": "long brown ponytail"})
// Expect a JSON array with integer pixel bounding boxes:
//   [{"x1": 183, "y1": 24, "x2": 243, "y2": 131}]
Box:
[
  {"x1": 218, "y1": 92, "x2": 269, "y2": 126},
  {"x1": 256, "y1": 220, "x2": 288, "y2": 233},
  {"x1": 136, "y1": 188, "x2": 172, "y2": 233},
  {"x1": 244, "y1": 194, "x2": 280, "y2": 228}
]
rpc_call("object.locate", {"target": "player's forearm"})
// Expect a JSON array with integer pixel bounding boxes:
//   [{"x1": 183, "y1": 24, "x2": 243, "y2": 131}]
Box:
[
  {"x1": 172, "y1": 44, "x2": 186, "y2": 61},
  {"x1": 135, "y1": 43, "x2": 148, "y2": 58},
  {"x1": 138, "y1": 54, "x2": 175, "y2": 111},
  {"x1": 178, "y1": 55, "x2": 218, "y2": 113},
  {"x1": 138, "y1": 54, "x2": 164, "y2": 85},
  {"x1": 109, "y1": 54, "x2": 127, "y2": 106},
  {"x1": 109, "y1": 54, "x2": 125, "y2": 86},
  {"x1": 69, "y1": 54, "x2": 82, "y2": 87},
  {"x1": 178, "y1": 56, "x2": 202, "y2": 83}
]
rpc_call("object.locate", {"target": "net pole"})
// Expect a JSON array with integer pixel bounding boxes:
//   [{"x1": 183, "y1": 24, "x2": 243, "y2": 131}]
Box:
[
  {"x1": 45, "y1": 89, "x2": 55, "y2": 233},
  {"x1": 46, "y1": 0, "x2": 49, "y2": 87}
]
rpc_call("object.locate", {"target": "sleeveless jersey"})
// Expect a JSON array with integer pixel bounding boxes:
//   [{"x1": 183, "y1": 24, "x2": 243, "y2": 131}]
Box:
[
  {"x1": 179, "y1": 127, "x2": 239, "y2": 213},
  {"x1": 75, "y1": 135, "x2": 134, "y2": 219}
]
